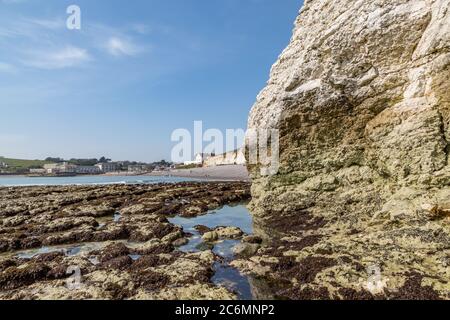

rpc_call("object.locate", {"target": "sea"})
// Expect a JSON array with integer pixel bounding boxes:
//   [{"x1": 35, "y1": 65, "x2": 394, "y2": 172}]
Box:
[{"x1": 0, "y1": 175, "x2": 201, "y2": 187}]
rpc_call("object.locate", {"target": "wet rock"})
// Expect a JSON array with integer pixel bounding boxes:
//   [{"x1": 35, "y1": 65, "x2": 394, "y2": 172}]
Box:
[
  {"x1": 0, "y1": 182, "x2": 251, "y2": 300},
  {"x1": 172, "y1": 238, "x2": 189, "y2": 247},
  {"x1": 161, "y1": 230, "x2": 183, "y2": 243},
  {"x1": 283, "y1": 286, "x2": 332, "y2": 300},
  {"x1": 130, "y1": 255, "x2": 162, "y2": 270},
  {"x1": 139, "y1": 241, "x2": 175, "y2": 256},
  {"x1": 215, "y1": 226, "x2": 244, "y2": 240},
  {"x1": 195, "y1": 242, "x2": 214, "y2": 251},
  {"x1": 233, "y1": 243, "x2": 260, "y2": 257},
  {"x1": 272, "y1": 256, "x2": 337, "y2": 284},
  {"x1": 389, "y1": 272, "x2": 442, "y2": 300},
  {"x1": 132, "y1": 283, "x2": 237, "y2": 300},
  {"x1": 93, "y1": 225, "x2": 129, "y2": 242},
  {"x1": 132, "y1": 269, "x2": 169, "y2": 292},
  {"x1": 0, "y1": 263, "x2": 51, "y2": 290},
  {"x1": 129, "y1": 222, "x2": 176, "y2": 242},
  {"x1": 101, "y1": 256, "x2": 133, "y2": 270},
  {"x1": 20, "y1": 237, "x2": 43, "y2": 250},
  {"x1": 47, "y1": 264, "x2": 70, "y2": 280},
  {"x1": 0, "y1": 259, "x2": 17, "y2": 272},
  {"x1": 64, "y1": 204, "x2": 116, "y2": 218},
  {"x1": 194, "y1": 225, "x2": 211, "y2": 235},
  {"x1": 120, "y1": 204, "x2": 145, "y2": 215},
  {"x1": 98, "y1": 243, "x2": 129, "y2": 263},
  {"x1": 202, "y1": 231, "x2": 219, "y2": 243},
  {"x1": 425, "y1": 204, "x2": 450, "y2": 221},
  {"x1": 180, "y1": 205, "x2": 207, "y2": 217},
  {"x1": 2, "y1": 216, "x2": 26, "y2": 228},
  {"x1": 34, "y1": 252, "x2": 65, "y2": 263},
  {"x1": 242, "y1": 235, "x2": 263, "y2": 244}
]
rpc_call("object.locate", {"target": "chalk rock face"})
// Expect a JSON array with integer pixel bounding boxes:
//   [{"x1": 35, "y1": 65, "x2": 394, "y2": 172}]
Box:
[{"x1": 246, "y1": 0, "x2": 450, "y2": 299}]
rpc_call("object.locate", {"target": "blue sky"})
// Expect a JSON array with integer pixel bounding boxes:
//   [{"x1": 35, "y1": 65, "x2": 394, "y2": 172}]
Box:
[{"x1": 0, "y1": 0, "x2": 302, "y2": 162}]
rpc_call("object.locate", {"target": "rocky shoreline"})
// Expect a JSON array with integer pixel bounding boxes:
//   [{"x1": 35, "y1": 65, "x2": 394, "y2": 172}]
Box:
[
  {"x1": 232, "y1": 209, "x2": 450, "y2": 300},
  {"x1": 1, "y1": 181, "x2": 449, "y2": 300},
  {"x1": 0, "y1": 182, "x2": 251, "y2": 300}
]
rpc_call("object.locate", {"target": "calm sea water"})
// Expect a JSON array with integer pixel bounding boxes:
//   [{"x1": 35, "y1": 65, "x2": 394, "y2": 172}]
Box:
[
  {"x1": 169, "y1": 204, "x2": 254, "y2": 299},
  {"x1": 0, "y1": 175, "x2": 201, "y2": 187}
]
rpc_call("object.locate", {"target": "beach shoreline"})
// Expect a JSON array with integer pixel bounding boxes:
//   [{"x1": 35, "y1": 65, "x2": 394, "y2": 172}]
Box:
[
  {"x1": 0, "y1": 165, "x2": 250, "y2": 182},
  {"x1": 147, "y1": 164, "x2": 250, "y2": 182}
]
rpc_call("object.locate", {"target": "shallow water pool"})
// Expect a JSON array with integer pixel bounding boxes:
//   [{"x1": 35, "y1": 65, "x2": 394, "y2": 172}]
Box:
[{"x1": 169, "y1": 203, "x2": 254, "y2": 300}]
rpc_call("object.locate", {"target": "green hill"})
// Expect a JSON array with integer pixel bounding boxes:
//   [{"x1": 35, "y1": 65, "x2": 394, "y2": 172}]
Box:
[{"x1": 0, "y1": 157, "x2": 54, "y2": 170}]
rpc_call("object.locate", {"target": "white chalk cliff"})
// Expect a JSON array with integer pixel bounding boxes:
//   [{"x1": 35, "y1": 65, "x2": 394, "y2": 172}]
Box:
[{"x1": 244, "y1": 0, "x2": 450, "y2": 299}]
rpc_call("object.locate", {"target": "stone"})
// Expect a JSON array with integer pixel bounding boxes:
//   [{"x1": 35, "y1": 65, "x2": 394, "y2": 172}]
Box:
[
  {"x1": 194, "y1": 225, "x2": 212, "y2": 235},
  {"x1": 0, "y1": 182, "x2": 250, "y2": 253},
  {"x1": 195, "y1": 242, "x2": 214, "y2": 251},
  {"x1": 162, "y1": 230, "x2": 184, "y2": 243},
  {"x1": 242, "y1": 235, "x2": 263, "y2": 244},
  {"x1": 172, "y1": 238, "x2": 189, "y2": 247},
  {"x1": 0, "y1": 182, "x2": 251, "y2": 300},
  {"x1": 233, "y1": 243, "x2": 260, "y2": 257},
  {"x1": 132, "y1": 283, "x2": 236, "y2": 300},
  {"x1": 215, "y1": 226, "x2": 244, "y2": 239},
  {"x1": 201, "y1": 231, "x2": 219, "y2": 243}
]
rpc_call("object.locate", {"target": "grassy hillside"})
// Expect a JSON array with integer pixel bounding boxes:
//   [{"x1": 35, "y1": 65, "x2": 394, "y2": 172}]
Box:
[{"x1": 0, "y1": 157, "x2": 53, "y2": 170}]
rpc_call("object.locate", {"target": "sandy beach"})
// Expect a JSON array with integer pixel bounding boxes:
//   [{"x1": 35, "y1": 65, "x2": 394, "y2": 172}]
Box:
[{"x1": 148, "y1": 165, "x2": 250, "y2": 181}]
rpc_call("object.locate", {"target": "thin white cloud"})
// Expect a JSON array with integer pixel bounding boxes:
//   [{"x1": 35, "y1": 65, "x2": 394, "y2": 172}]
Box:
[
  {"x1": 84, "y1": 23, "x2": 146, "y2": 57},
  {"x1": 0, "y1": 17, "x2": 62, "y2": 39},
  {"x1": 105, "y1": 37, "x2": 140, "y2": 57},
  {"x1": 22, "y1": 46, "x2": 91, "y2": 69},
  {"x1": 26, "y1": 18, "x2": 65, "y2": 30}
]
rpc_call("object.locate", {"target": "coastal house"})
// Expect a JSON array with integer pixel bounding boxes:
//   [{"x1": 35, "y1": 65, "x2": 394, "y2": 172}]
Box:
[
  {"x1": 42, "y1": 163, "x2": 102, "y2": 175},
  {"x1": 75, "y1": 166, "x2": 102, "y2": 175},
  {"x1": 95, "y1": 162, "x2": 118, "y2": 173},
  {"x1": 154, "y1": 165, "x2": 170, "y2": 172},
  {"x1": 44, "y1": 162, "x2": 77, "y2": 174},
  {"x1": 128, "y1": 165, "x2": 149, "y2": 173},
  {"x1": 0, "y1": 162, "x2": 8, "y2": 168},
  {"x1": 29, "y1": 168, "x2": 47, "y2": 174}
]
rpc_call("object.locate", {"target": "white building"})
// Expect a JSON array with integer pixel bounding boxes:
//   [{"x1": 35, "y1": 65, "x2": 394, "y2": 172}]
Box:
[
  {"x1": 128, "y1": 165, "x2": 149, "y2": 173},
  {"x1": 29, "y1": 168, "x2": 47, "y2": 174},
  {"x1": 95, "y1": 162, "x2": 118, "y2": 173},
  {"x1": 204, "y1": 149, "x2": 246, "y2": 167},
  {"x1": 43, "y1": 162, "x2": 76, "y2": 174},
  {"x1": 75, "y1": 166, "x2": 102, "y2": 175},
  {"x1": 183, "y1": 153, "x2": 213, "y2": 166}
]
